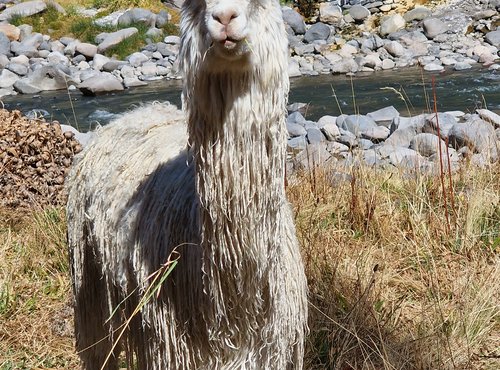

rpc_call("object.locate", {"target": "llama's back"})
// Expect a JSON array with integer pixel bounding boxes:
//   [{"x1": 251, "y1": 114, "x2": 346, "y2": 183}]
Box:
[{"x1": 66, "y1": 102, "x2": 203, "y2": 368}]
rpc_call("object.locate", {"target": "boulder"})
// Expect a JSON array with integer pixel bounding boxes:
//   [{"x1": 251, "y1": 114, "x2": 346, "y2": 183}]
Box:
[
  {"x1": 0, "y1": 69, "x2": 20, "y2": 88},
  {"x1": 410, "y1": 133, "x2": 445, "y2": 157},
  {"x1": 13, "y1": 64, "x2": 74, "y2": 93},
  {"x1": 282, "y1": 7, "x2": 306, "y2": 35},
  {"x1": 423, "y1": 18, "x2": 448, "y2": 39},
  {"x1": 384, "y1": 40, "x2": 406, "y2": 57},
  {"x1": 448, "y1": 119, "x2": 498, "y2": 159},
  {"x1": 0, "y1": 0, "x2": 47, "y2": 21},
  {"x1": 0, "y1": 32, "x2": 10, "y2": 55},
  {"x1": 403, "y1": 7, "x2": 431, "y2": 22},
  {"x1": 367, "y1": 106, "x2": 400, "y2": 127},
  {"x1": 319, "y1": 3, "x2": 343, "y2": 26},
  {"x1": 76, "y1": 42, "x2": 98, "y2": 59},
  {"x1": 304, "y1": 22, "x2": 331, "y2": 43},
  {"x1": 11, "y1": 32, "x2": 43, "y2": 57},
  {"x1": 477, "y1": 109, "x2": 500, "y2": 128},
  {"x1": 118, "y1": 8, "x2": 156, "y2": 27},
  {"x1": 380, "y1": 14, "x2": 406, "y2": 36},
  {"x1": 350, "y1": 5, "x2": 371, "y2": 22},
  {"x1": 78, "y1": 72, "x2": 124, "y2": 96},
  {"x1": 97, "y1": 28, "x2": 139, "y2": 53},
  {"x1": 0, "y1": 23, "x2": 20, "y2": 41},
  {"x1": 128, "y1": 52, "x2": 149, "y2": 67},
  {"x1": 484, "y1": 30, "x2": 500, "y2": 48}
]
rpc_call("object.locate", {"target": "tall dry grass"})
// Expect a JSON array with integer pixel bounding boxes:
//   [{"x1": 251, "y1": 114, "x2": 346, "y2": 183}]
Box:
[
  {"x1": 0, "y1": 207, "x2": 78, "y2": 369},
  {"x1": 289, "y1": 161, "x2": 499, "y2": 369},
  {"x1": 0, "y1": 161, "x2": 498, "y2": 369}
]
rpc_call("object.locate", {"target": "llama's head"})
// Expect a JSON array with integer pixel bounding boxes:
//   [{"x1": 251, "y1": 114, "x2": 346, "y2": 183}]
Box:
[{"x1": 180, "y1": 0, "x2": 288, "y2": 74}]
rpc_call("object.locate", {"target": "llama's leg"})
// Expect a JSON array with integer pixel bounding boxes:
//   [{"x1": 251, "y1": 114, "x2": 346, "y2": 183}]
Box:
[{"x1": 73, "y1": 246, "x2": 121, "y2": 370}]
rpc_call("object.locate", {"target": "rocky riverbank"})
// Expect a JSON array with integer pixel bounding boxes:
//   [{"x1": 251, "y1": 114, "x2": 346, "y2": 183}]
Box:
[{"x1": 0, "y1": 0, "x2": 498, "y2": 97}]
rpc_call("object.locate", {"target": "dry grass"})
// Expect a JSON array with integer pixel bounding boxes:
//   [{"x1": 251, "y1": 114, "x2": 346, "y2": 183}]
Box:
[
  {"x1": 0, "y1": 207, "x2": 78, "y2": 369},
  {"x1": 289, "y1": 162, "x2": 499, "y2": 369},
  {"x1": 0, "y1": 162, "x2": 498, "y2": 369}
]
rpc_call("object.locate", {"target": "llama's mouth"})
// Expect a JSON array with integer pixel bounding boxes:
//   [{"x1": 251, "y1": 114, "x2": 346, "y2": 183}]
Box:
[{"x1": 221, "y1": 37, "x2": 240, "y2": 50}]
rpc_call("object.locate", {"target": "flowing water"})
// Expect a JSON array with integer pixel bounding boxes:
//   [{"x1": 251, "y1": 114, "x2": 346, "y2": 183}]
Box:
[{"x1": 1, "y1": 66, "x2": 499, "y2": 132}]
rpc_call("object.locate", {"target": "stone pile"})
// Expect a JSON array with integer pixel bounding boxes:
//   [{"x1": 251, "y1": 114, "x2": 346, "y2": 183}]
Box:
[
  {"x1": 286, "y1": 1, "x2": 500, "y2": 77},
  {"x1": 285, "y1": 104, "x2": 500, "y2": 172},
  {"x1": 0, "y1": 108, "x2": 82, "y2": 208},
  {"x1": 0, "y1": 1, "x2": 180, "y2": 97},
  {"x1": 0, "y1": 0, "x2": 498, "y2": 98}
]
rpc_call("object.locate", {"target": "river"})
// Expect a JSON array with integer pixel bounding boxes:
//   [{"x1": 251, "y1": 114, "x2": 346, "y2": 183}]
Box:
[{"x1": 1, "y1": 66, "x2": 499, "y2": 132}]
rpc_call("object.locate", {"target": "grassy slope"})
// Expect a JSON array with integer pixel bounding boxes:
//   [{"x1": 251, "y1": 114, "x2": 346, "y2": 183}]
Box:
[{"x1": 0, "y1": 162, "x2": 498, "y2": 369}]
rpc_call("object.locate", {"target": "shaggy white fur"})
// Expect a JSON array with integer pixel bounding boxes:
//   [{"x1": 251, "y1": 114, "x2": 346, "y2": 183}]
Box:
[{"x1": 66, "y1": 1, "x2": 308, "y2": 369}]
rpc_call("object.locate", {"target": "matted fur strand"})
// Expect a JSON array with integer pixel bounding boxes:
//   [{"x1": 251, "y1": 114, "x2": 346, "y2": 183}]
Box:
[{"x1": 66, "y1": 1, "x2": 308, "y2": 369}]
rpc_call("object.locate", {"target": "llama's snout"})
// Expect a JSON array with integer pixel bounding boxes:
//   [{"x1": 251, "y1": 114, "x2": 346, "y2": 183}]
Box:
[{"x1": 207, "y1": 3, "x2": 248, "y2": 52}]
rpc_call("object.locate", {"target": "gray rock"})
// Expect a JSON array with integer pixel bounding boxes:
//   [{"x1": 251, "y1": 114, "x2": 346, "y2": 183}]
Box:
[
  {"x1": 367, "y1": 106, "x2": 399, "y2": 127},
  {"x1": 47, "y1": 51, "x2": 69, "y2": 65},
  {"x1": 287, "y1": 122, "x2": 307, "y2": 137},
  {"x1": 391, "y1": 114, "x2": 426, "y2": 132},
  {"x1": 350, "y1": 5, "x2": 371, "y2": 22},
  {"x1": 288, "y1": 136, "x2": 308, "y2": 150},
  {"x1": 79, "y1": 72, "x2": 124, "y2": 96},
  {"x1": 13, "y1": 79, "x2": 41, "y2": 94},
  {"x1": 11, "y1": 32, "x2": 43, "y2": 57},
  {"x1": 359, "y1": 139, "x2": 374, "y2": 150},
  {"x1": 317, "y1": 114, "x2": 337, "y2": 128},
  {"x1": 146, "y1": 27, "x2": 163, "y2": 39},
  {"x1": 123, "y1": 77, "x2": 148, "y2": 88},
  {"x1": 321, "y1": 122, "x2": 341, "y2": 141},
  {"x1": 6, "y1": 62, "x2": 28, "y2": 76},
  {"x1": 307, "y1": 127, "x2": 326, "y2": 144},
  {"x1": 0, "y1": 69, "x2": 20, "y2": 88},
  {"x1": 423, "y1": 18, "x2": 449, "y2": 39},
  {"x1": 477, "y1": 109, "x2": 500, "y2": 128},
  {"x1": 76, "y1": 42, "x2": 98, "y2": 59},
  {"x1": 423, "y1": 113, "x2": 457, "y2": 138},
  {"x1": 448, "y1": 118, "x2": 498, "y2": 158},
  {"x1": 342, "y1": 115, "x2": 379, "y2": 137},
  {"x1": 18, "y1": 24, "x2": 33, "y2": 41},
  {"x1": 92, "y1": 54, "x2": 111, "y2": 71},
  {"x1": 380, "y1": 14, "x2": 406, "y2": 36},
  {"x1": 0, "y1": 0, "x2": 47, "y2": 21},
  {"x1": 485, "y1": 30, "x2": 500, "y2": 48},
  {"x1": 388, "y1": 147, "x2": 423, "y2": 167},
  {"x1": 384, "y1": 40, "x2": 406, "y2": 57},
  {"x1": 0, "y1": 54, "x2": 9, "y2": 68},
  {"x1": 97, "y1": 28, "x2": 139, "y2": 53},
  {"x1": 164, "y1": 35, "x2": 180, "y2": 44},
  {"x1": 385, "y1": 126, "x2": 417, "y2": 148},
  {"x1": 304, "y1": 23, "x2": 331, "y2": 43},
  {"x1": 287, "y1": 111, "x2": 307, "y2": 126},
  {"x1": 282, "y1": 7, "x2": 306, "y2": 35},
  {"x1": 423, "y1": 63, "x2": 444, "y2": 72},
  {"x1": 331, "y1": 57, "x2": 358, "y2": 74},
  {"x1": 319, "y1": 3, "x2": 343, "y2": 26},
  {"x1": 14, "y1": 64, "x2": 74, "y2": 93},
  {"x1": 94, "y1": 10, "x2": 126, "y2": 28},
  {"x1": 127, "y1": 52, "x2": 149, "y2": 67},
  {"x1": 404, "y1": 7, "x2": 431, "y2": 22},
  {"x1": 156, "y1": 10, "x2": 171, "y2": 28},
  {"x1": 410, "y1": 133, "x2": 445, "y2": 157},
  {"x1": 0, "y1": 32, "x2": 10, "y2": 55},
  {"x1": 454, "y1": 62, "x2": 472, "y2": 71},
  {"x1": 102, "y1": 60, "x2": 127, "y2": 72},
  {"x1": 118, "y1": 8, "x2": 156, "y2": 27}
]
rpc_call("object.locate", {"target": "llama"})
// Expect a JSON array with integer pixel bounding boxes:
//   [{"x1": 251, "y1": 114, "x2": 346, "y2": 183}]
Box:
[{"x1": 66, "y1": 0, "x2": 308, "y2": 369}]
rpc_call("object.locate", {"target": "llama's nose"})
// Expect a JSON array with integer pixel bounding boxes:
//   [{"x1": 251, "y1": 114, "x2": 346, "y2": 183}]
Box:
[{"x1": 212, "y1": 8, "x2": 239, "y2": 27}]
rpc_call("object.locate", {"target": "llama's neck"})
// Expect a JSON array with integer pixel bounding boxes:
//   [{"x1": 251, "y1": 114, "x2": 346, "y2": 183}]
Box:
[{"x1": 185, "y1": 68, "x2": 291, "y2": 328}]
